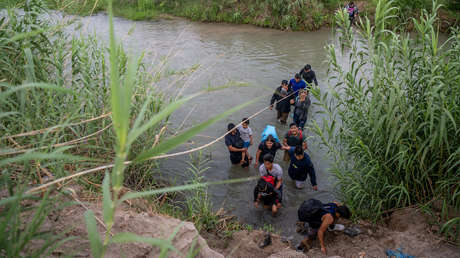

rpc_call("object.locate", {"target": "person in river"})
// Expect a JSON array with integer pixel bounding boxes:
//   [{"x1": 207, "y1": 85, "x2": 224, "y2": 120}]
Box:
[
  {"x1": 299, "y1": 64, "x2": 318, "y2": 88},
  {"x1": 237, "y1": 118, "x2": 253, "y2": 161},
  {"x1": 345, "y1": 1, "x2": 359, "y2": 24},
  {"x1": 258, "y1": 154, "x2": 284, "y2": 203},
  {"x1": 289, "y1": 73, "x2": 307, "y2": 97},
  {"x1": 287, "y1": 145, "x2": 317, "y2": 190},
  {"x1": 283, "y1": 123, "x2": 304, "y2": 162},
  {"x1": 270, "y1": 80, "x2": 294, "y2": 124},
  {"x1": 254, "y1": 135, "x2": 287, "y2": 168},
  {"x1": 297, "y1": 199, "x2": 351, "y2": 255},
  {"x1": 224, "y1": 123, "x2": 249, "y2": 167},
  {"x1": 293, "y1": 89, "x2": 311, "y2": 130},
  {"x1": 253, "y1": 177, "x2": 281, "y2": 216}
]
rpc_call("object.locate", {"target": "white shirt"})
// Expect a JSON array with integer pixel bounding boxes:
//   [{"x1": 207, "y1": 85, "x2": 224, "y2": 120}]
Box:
[{"x1": 237, "y1": 125, "x2": 253, "y2": 142}]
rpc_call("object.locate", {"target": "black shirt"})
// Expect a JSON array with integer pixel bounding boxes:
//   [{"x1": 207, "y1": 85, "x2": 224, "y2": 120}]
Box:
[
  {"x1": 270, "y1": 86, "x2": 294, "y2": 113},
  {"x1": 258, "y1": 141, "x2": 282, "y2": 163},
  {"x1": 225, "y1": 131, "x2": 244, "y2": 164},
  {"x1": 299, "y1": 69, "x2": 318, "y2": 86}
]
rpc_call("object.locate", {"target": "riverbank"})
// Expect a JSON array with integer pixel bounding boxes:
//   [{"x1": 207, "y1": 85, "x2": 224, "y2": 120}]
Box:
[
  {"x1": 41, "y1": 0, "x2": 459, "y2": 32},
  {"x1": 20, "y1": 187, "x2": 460, "y2": 257}
]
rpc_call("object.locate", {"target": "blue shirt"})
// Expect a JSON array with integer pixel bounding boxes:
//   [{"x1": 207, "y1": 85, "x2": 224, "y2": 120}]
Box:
[{"x1": 289, "y1": 79, "x2": 307, "y2": 96}]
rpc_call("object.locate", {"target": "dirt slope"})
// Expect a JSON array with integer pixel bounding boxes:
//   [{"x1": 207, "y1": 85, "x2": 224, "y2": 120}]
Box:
[{"x1": 28, "y1": 191, "x2": 459, "y2": 258}]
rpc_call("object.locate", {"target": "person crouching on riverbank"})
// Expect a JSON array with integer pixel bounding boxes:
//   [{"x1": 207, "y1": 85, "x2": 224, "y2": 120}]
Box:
[
  {"x1": 297, "y1": 199, "x2": 351, "y2": 255},
  {"x1": 287, "y1": 145, "x2": 318, "y2": 190},
  {"x1": 270, "y1": 80, "x2": 293, "y2": 125},
  {"x1": 224, "y1": 123, "x2": 249, "y2": 167}
]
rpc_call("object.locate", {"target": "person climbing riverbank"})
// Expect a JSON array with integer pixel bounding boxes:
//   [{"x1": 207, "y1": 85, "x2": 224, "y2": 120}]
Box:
[
  {"x1": 258, "y1": 154, "x2": 284, "y2": 203},
  {"x1": 293, "y1": 89, "x2": 311, "y2": 130},
  {"x1": 224, "y1": 123, "x2": 249, "y2": 167},
  {"x1": 254, "y1": 135, "x2": 287, "y2": 168},
  {"x1": 297, "y1": 199, "x2": 351, "y2": 255},
  {"x1": 270, "y1": 80, "x2": 294, "y2": 124},
  {"x1": 289, "y1": 73, "x2": 307, "y2": 97},
  {"x1": 287, "y1": 145, "x2": 317, "y2": 190},
  {"x1": 299, "y1": 64, "x2": 318, "y2": 88},
  {"x1": 283, "y1": 123, "x2": 303, "y2": 162},
  {"x1": 237, "y1": 118, "x2": 253, "y2": 162}
]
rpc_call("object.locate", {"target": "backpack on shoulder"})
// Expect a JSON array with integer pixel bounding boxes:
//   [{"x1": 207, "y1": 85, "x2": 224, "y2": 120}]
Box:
[{"x1": 298, "y1": 199, "x2": 325, "y2": 223}]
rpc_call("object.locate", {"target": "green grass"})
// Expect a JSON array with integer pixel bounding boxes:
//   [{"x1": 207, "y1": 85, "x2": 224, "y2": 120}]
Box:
[
  {"x1": 0, "y1": 0, "x2": 259, "y2": 256},
  {"x1": 311, "y1": 0, "x2": 460, "y2": 244}
]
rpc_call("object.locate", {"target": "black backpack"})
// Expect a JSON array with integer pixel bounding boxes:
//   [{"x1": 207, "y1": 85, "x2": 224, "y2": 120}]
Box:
[{"x1": 298, "y1": 199, "x2": 327, "y2": 227}]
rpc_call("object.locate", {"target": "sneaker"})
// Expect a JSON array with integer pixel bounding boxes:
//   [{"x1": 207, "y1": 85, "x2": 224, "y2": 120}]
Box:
[{"x1": 328, "y1": 224, "x2": 345, "y2": 231}]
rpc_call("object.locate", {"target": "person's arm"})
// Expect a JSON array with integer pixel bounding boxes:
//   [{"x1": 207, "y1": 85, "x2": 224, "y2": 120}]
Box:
[
  {"x1": 306, "y1": 156, "x2": 318, "y2": 190},
  {"x1": 254, "y1": 187, "x2": 260, "y2": 202},
  {"x1": 249, "y1": 129, "x2": 253, "y2": 145},
  {"x1": 254, "y1": 149, "x2": 261, "y2": 168},
  {"x1": 270, "y1": 90, "x2": 278, "y2": 108},
  {"x1": 275, "y1": 178, "x2": 282, "y2": 190},
  {"x1": 228, "y1": 145, "x2": 245, "y2": 152},
  {"x1": 254, "y1": 188, "x2": 261, "y2": 208},
  {"x1": 313, "y1": 71, "x2": 318, "y2": 86},
  {"x1": 318, "y1": 214, "x2": 334, "y2": 255},
  {"x1": 283, "y1": 138, "x2": 288, "y2": 146}
]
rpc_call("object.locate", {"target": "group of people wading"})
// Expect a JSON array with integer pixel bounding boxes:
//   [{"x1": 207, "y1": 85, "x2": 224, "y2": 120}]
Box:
[{"x1": 224, "y1": 64, "x2": 351, "y2": 255}]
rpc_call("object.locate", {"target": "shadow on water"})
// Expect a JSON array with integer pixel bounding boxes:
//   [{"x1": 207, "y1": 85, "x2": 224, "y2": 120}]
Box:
[{"x1": 72, "y1": 13, "x2": 344, "y2": 239}]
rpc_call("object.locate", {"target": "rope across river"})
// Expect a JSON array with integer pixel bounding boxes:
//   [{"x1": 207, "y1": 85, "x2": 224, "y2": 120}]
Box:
[{"x1": 25, "y1": 88, "x2": 301, "y2": 194}]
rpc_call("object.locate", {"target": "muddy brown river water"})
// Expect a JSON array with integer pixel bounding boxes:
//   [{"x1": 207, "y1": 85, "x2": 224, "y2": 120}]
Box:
[{"x1": 72, "y1": 13, "x2": 345, "y2": 239}]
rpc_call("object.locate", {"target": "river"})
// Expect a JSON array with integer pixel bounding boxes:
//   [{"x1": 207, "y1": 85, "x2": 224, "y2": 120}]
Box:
[{"x1": 73, "y1": 13, "x2": 342, "y2": 240}]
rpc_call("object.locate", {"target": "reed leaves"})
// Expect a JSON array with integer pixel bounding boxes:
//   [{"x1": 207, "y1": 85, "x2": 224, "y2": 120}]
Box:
[{"x1": 314, "y1": 0, "x2": 460, "y2": 241}]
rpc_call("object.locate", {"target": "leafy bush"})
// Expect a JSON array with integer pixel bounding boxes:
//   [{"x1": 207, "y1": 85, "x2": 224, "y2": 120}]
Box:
[{"x1": 313, "y1": 0, "x2": 459, "y2": 235}]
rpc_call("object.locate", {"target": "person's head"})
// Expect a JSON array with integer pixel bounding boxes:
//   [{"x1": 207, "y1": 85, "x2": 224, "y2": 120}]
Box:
[
  {"x1": 295, "y1": 73, "x2": 301, "y2": 82},
  {"x1": 265, "y1": 135, "x2": 275, "y2": 149},
  {"x1": 336, "y1": 205, "x2": 351, "y2": 219},
  {"x1": 257, "y1": 178, "x2": 268, "y2": 192},
  {"x1": 289, "y1": 123, "x2": 298, "y2": 135},
  {"x1": 349, "y1": 1, "x2": 354, "y2": 7},
  {"x1": 294, "y1": 145, "x2": 304, "y2": 160},
  {"x1": 304, "y1": 64, "x2": 311, "y2": 73},
  {"x1": 263, "y1": 154, "x2": 274, "y2": 170},
  {"x1": 242, "y1": 118, "x2": 249, "y2": 128},
  {"x1": 299, "y1": 89, "x2": 307, "y2": 98},
  {"x1": 227, "y1": 123, "x2": 236, "y2": 134},
  {"x1": 281, "y1": 80, "x2": 288, "y2": 90}
]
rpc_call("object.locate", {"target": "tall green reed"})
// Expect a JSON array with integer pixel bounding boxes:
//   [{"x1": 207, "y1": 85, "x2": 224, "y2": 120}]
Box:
[
  {"x1": 312, "y1": 0, "x2": 459, "y2": 241},
  {"x1": 1, "y1": 0, "x2": 258, "y2": 256}
]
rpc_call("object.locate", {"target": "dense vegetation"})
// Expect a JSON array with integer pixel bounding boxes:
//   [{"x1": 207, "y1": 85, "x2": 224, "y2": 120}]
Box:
[
  {"x1": 0, "y1": 0, "x2": 251, "y2": 256},
  {"x1": 34, "y1": 0, "x2": 459, "y2": 31},
  {"x1": 312, "y1": 0, "x2": 460, "y2": 243}
]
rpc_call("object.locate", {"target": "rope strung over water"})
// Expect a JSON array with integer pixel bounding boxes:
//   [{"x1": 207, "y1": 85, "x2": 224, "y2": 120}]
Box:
[{"x1": 26, "y1": 88, "x2": 301, "y2": 194}]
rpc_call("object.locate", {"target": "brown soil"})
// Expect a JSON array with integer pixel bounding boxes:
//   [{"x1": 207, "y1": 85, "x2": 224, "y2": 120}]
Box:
[
  {"x1": 204, "y1": 208, "x2": 459, "y2": 258},
  {"x1": 22, "y1": 187, "x2": 460, "y2": 257}
]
